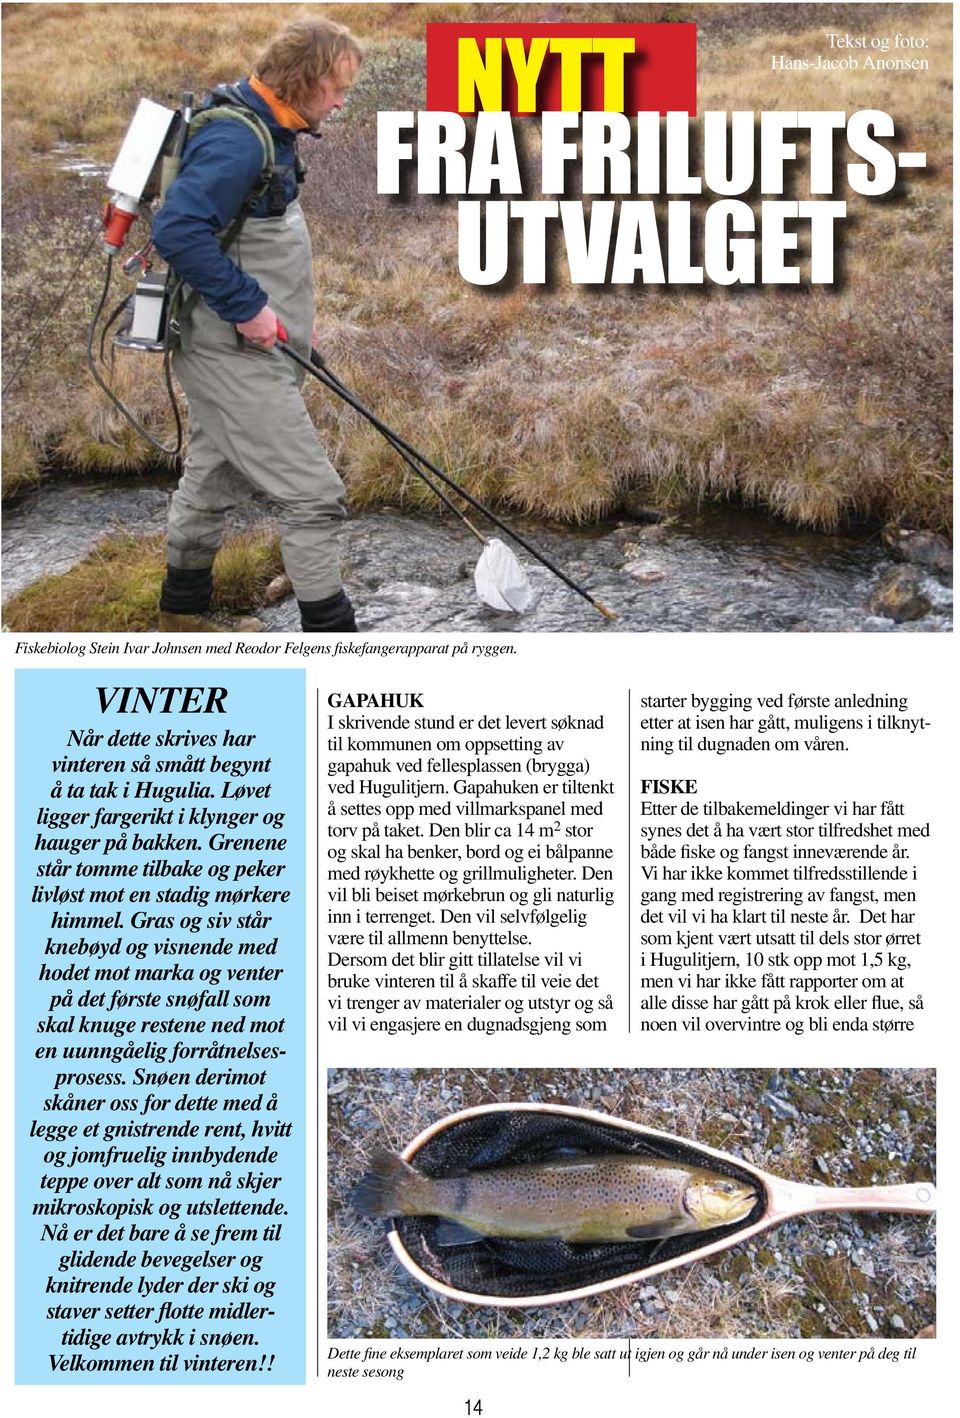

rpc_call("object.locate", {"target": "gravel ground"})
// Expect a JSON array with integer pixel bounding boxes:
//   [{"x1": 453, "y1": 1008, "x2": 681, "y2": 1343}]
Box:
[{"x1": 327, "y1": 1068, "x2": 935, "y2": 1341}]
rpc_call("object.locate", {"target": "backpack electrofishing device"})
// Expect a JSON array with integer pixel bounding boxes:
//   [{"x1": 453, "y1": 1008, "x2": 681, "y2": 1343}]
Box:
[
  {"x1": 99, "y1": 87, "x2": 282, "y2": 350},
  {"x1": 87, "y1": 87, "x2": 282, "y2": 454},
  {"x1": 97, "y1": 93, "x2": 190, "y2": 354},
  {"x1": 102, "y1": 97, "x2": 181, "y2": 252}
]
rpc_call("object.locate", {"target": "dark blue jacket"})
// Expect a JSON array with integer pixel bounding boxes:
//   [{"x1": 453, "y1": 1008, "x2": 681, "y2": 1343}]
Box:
[{"x1": 152, "y1": 79, "x2": 303, "y2": 324}]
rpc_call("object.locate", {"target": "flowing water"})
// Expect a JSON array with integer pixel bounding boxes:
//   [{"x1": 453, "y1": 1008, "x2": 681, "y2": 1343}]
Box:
[{"x1": 1, "y1": 478, "x2": 951, "y2": 633}]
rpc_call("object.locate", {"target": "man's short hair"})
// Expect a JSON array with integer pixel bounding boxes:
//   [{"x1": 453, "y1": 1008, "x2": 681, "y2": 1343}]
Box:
[{"x1": 255, "y1": 18, "x2": 362, "y2": 110}]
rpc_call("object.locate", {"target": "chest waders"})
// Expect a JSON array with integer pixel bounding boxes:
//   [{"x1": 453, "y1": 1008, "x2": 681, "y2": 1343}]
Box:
[{"x1": 160, "y1": 102, "x2": 355, "y2": 632}]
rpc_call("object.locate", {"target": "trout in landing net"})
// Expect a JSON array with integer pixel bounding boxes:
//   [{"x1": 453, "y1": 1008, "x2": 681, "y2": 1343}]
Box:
[{"x1": 353, "y1": 1149, "x2": 758, "y2": 1244}]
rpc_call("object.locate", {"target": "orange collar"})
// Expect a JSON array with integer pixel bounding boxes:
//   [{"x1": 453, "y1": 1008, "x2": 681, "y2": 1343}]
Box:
[{"x1": 248, "y1": 75, "x2": 310, "y2": 131}]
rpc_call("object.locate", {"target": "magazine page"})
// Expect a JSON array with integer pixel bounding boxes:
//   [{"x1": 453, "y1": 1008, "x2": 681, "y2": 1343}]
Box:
[{"x1": 1, "y1": 3, "x2": 950, "y2": 1418}]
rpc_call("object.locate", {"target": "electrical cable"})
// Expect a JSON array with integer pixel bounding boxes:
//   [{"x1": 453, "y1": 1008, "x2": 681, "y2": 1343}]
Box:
[
  {"x1": 99, "y1": 291, "x2": 136, "y2": 363},
  {"x1": 84, "y1": 255, "x2": 183, "y2": 460},
  {"x1": 279, "y1": 340, "x2": 616, "y2": 621},
  {"x1": 312, "y1": 353, "x2": 487, "y2": 542}
]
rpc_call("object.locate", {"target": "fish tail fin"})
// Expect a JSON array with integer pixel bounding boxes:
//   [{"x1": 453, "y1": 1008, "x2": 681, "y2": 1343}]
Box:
[{"x1": 352, "y1": 1148, "x2": 430, "y2": 1218}]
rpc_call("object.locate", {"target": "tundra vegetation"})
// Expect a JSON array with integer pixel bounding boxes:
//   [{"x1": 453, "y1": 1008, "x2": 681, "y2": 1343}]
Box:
[{"x1": 2, "y1": 4, "x2": 952, "y2": 625}]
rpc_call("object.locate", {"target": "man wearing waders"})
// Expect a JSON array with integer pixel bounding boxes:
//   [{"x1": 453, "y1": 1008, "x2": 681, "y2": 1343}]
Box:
[{"x1": 152, "y1": 18, "x2": 362, "y2": 632}]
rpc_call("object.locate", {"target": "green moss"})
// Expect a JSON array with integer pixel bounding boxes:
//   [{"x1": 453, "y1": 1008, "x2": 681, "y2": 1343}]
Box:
[
  {"x1": 695, "y1": 1119, "x2": 735, "y2": 1149},
  {"x1": 800, "y1": 1255, "x2": 865, "y2": 1337},
  {"x1": 721, "y1": 1254, "x2": 753, "y2": 1283},
  {"x1": 2, "y1": 527, "x2": 283, "y2": 633},
  {"x1": 806, "y1": 1123, "x2": 838, "y2": 1154}
]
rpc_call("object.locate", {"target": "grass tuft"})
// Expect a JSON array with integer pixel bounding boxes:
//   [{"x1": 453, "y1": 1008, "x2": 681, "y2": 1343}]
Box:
[
  {"x1": 1, "y1": 428, "x2": 43, "y2": 498},
  {"x1": 2, "y1": 526, "x2": 283, "y2": 633}
]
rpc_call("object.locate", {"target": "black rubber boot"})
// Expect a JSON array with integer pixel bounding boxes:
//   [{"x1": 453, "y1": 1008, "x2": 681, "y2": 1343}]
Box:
[
  {"x1": 298, "y1": 589, "x2": 358, "y2": 632},
  {"x1": 160, "y1": 566, "x2": 214, "y2": 615},
  {"x1": 158, "y1": 566, "x2": 264, "y2": 633}
]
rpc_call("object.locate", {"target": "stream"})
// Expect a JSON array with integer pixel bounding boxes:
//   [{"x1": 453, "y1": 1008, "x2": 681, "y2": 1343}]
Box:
[{"x1": 1, "y1": 477, "x2": 951, "y2": 633}]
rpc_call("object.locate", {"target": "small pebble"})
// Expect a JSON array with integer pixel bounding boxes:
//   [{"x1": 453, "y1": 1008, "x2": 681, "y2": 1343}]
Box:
[
  {"x1": 761, "y1": 1092, "x2": 800, "y2": 1120},
  {"x1": 263, "y1": 573, "x2": 293, "y2": 604}
]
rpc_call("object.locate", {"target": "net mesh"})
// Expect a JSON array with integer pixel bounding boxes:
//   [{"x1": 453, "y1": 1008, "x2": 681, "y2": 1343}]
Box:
[{"x1": 392, "y1": 1110, "x2": 766, "y2": 1299}]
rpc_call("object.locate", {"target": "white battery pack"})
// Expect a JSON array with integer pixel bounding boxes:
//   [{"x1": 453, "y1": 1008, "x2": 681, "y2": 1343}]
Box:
[
  {"x1": 107, "y1": 98, "x2": 176, "y2": 202},
  {"x1": 125, "y1": 271, "x2": 169, "y2": 346}
]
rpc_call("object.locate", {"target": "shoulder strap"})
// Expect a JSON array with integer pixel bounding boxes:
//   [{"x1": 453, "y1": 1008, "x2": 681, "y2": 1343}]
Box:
[
  {"x1": 166, "y1": 91, "x2": 298, "y2": 344},
  {"x1": 188, "y1": 100, "x2": 276, "y2": 208},
  {"x1": 167, "y1": 103, "x2": 275, "y2": 342},
  {"x1": 187, "y1": 93, "x2": 282, "y2": 262}
]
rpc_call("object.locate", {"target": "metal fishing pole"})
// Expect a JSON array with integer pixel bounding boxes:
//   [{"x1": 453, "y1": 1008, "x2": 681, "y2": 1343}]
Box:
[
  {"x1": 308, "y1": 352, "x2": 488, "y2": 545},
  {"x1": 277, "y1": 340, "x2": 616, "y2": 621},
  {"x1": 309, "y1": 351, "x2": 536, "y2": 613}
]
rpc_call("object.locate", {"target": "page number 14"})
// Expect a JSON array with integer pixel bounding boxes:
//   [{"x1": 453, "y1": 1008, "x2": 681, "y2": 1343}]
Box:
[{"x1": 465, "y1": 1402, "x2": 483, "y2": 1415}]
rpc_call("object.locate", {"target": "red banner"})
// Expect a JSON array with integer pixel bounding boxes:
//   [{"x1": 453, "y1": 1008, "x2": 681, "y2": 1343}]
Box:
[{"x1": 426, "y1": 22, "x2": 697, "y2": 116}]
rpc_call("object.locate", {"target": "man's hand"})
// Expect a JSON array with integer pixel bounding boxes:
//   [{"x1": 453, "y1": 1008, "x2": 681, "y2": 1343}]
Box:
[{"x1": 236, "y1": 304, "x2": 280, "y2": 348}]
